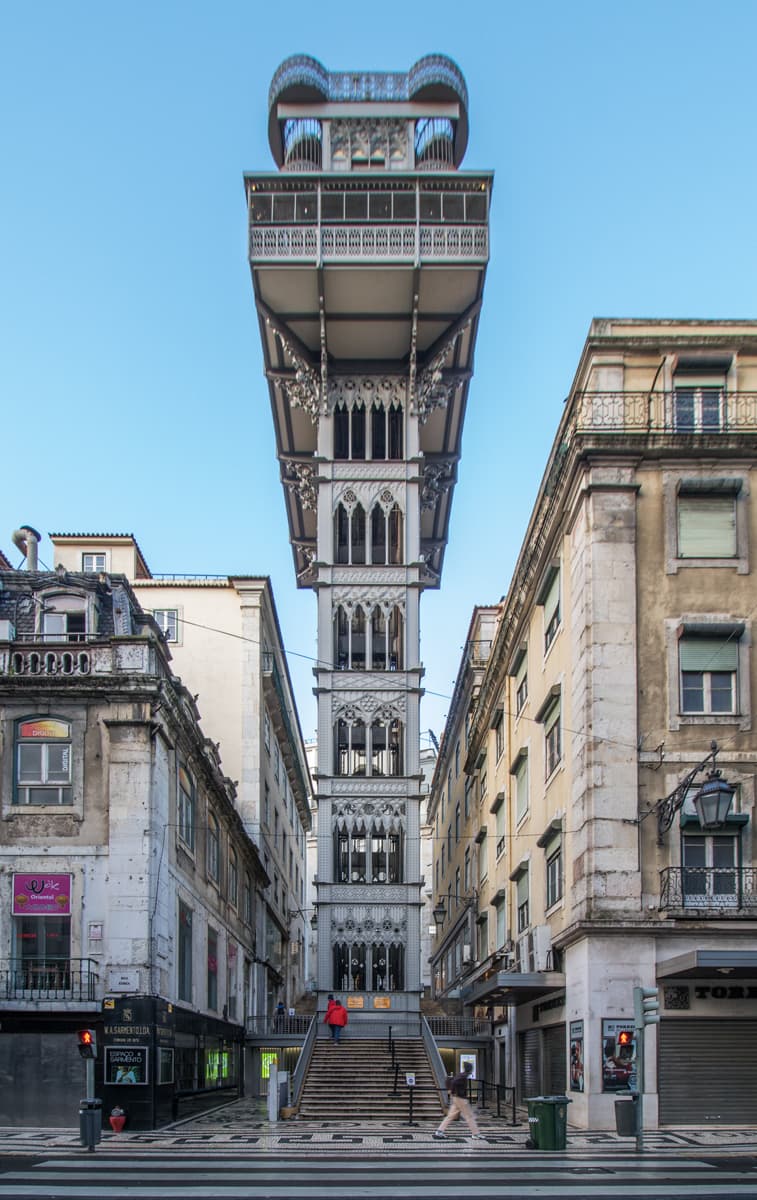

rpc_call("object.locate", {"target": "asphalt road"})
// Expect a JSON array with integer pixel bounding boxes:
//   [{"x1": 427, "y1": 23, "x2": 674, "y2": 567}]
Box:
[{"x1": 0, "y1": 1149, "x2": 756, "y2": 1200}]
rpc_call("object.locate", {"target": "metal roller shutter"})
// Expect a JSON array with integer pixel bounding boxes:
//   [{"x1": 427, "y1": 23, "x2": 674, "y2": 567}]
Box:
[
  {"x1": 659, "y1": 1019, "x2": 757, "y2": 1124},
  {"x1": 544, "y1": 1023, "x2": 567, "y2": 1095},
  {"x1": 518, "y1": 1029, "x2": 541, "y2": 1101}
]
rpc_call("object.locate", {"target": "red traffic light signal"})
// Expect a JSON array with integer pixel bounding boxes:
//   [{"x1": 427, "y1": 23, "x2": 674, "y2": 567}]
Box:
[
  {"x1": 617, "y1": 1029, "x2": 634, "y2": 1047},
  {"x1": 77, "y1": 1028, "x2": 97, "y2": 1058}
]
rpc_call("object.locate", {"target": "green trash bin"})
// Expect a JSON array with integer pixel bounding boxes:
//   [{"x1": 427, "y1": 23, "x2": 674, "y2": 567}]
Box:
[{"x1": 525, "y1": 1095, "x2": 571, "y2": 1151}]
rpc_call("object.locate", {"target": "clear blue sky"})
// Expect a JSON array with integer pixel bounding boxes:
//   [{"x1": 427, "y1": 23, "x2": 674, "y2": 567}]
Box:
[{"x1": 3, "y1": 0, "x2": 757, "y2": 746}]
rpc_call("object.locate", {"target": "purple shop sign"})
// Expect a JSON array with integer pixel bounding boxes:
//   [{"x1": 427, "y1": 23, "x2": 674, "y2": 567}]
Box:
[{"x1": 13, "y1": 874, "x2": 71, "y2": 916}]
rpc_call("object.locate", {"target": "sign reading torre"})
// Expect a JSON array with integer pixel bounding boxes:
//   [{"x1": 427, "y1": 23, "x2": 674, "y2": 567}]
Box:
[{"x1": 246, "y1": 54, "x2": 491, "y2": 1018}]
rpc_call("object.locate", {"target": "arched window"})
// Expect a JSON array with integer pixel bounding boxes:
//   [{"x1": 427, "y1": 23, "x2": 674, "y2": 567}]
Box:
[
  {"x1": 332, "y1": 939, "x2": 404, "y2": 992},
  {"x1": 337, "y1": 401, "x2": 403, "y2": 460},
  {"x1": 335, "y1": 719, "x2": 366, "y2": 775},
  {"x1": 335, "y1": 718, "x2": 402, "y2": 777},
  {"x1": 335, "y1": 505, "x2": 349, "y2": 564},
  {"x1": 351, "y1": 606, "x2": 366, "y2": 670},
  {"x1": 370, "y1": 605, "x2": 403, "y2": 670},
  {"x1": 388, "y1": 504, "x2": 403, "y2": 564},
  {"x1": 371, "y1": 505, "x2": 386, "y2": 564},
  {"x1": 369, "y1": 502, "x2": 403, "y2": 565},
  {"x1": 351, "y1": 503, "x2": 366, "y2": 564},
  {"x1": 335, "y1": 823, "x2": 402, "y2": 884}
]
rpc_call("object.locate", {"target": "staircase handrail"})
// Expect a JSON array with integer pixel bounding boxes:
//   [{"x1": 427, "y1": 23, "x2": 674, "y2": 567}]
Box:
[
  {"x1": 420, "y1": 1013, "x2": 450, "y2": 1090},
  {"x1": 291, "y1": 1015, "x2": 318, "y2": 1105}
]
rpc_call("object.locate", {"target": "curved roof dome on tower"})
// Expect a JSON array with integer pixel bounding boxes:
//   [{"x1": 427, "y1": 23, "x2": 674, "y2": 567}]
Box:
[{"x1": 267, "y1": 53, "x2": 469, "y2": 168}]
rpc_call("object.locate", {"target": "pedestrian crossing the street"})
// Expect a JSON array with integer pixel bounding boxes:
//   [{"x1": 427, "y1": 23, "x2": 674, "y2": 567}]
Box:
[{"x1": 0, "y1": 1151, "x2": 756, "y2": 1199}]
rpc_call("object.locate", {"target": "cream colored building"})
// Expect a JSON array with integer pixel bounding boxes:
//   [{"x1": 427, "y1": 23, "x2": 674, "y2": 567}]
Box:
[
  {"x1": 431, "y1": 320, "x2": 757, "y2": 1129},
  {"x1": 49, "y1": 534, "x2": 312, "y2": 1017}
]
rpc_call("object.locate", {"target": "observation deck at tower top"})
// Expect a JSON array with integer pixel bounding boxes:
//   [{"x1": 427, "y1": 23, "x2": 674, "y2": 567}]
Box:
[{"x1": 245, "y1": 54, "x2": 492, "y2": 589}]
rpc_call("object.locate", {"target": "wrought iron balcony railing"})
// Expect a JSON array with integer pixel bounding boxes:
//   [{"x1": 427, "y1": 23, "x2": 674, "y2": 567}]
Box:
[
  {"x1": 572, "y1": 391, "x2": 757, "y2": 435},
  {"x1": 250, "y1": 222, "x2": 489, "y2": 264},
  {"x1": 1, "y1": 958, "x2": 99, "y2": 1002},
  {"x1": 660, "y1": 866, "x2": 757, "y2": 912}
]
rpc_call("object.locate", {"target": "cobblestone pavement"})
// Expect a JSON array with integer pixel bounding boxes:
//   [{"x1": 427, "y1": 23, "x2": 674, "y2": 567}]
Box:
[{"x1": 0, "y1": 1097, "x2": 756, "y2": 1157}]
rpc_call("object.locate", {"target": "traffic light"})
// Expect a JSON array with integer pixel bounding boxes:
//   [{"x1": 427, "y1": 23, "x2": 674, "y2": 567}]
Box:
[
  {"x1": 634, "y1": 986, "x2": 660, "y2": 1028},
  {"x1": 77, "y1": 1028, "x2": 97, "y2": 1059},
  {"x1": 617, "y1": 1029, "x2": 634, "y2": 1048}
]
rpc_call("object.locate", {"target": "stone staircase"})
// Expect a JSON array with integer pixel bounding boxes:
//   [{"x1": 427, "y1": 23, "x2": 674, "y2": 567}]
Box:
[{"x1": 297, "y1": 1036, "x2": 445, "y2": 1122}]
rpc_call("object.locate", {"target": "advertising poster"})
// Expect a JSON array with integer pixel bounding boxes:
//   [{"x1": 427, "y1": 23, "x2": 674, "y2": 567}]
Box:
[
  {"x1": 569, "y1": 1020, "x2": 584, "y2": 1092},
  {"x1": 12, "y1": 874, "x2": 71, "y2": 916},
  {"x1": 105, "y1": 1046, "x2": 149, "y2": 1085},
  {"x1": 601, "y1": 1018, "x2": 636, "y2": 1092}
]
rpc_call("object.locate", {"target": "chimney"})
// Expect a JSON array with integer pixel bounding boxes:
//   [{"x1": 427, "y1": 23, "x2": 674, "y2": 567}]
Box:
[{"x1": 12, "y1": 526, "x2": 41, "y2": 571}]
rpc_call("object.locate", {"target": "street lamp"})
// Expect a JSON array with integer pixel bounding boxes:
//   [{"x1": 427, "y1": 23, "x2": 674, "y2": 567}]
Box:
[
  {"x1": 432, "y1": 890, "x2": 478, "y2": 927},
  {"x1": 651, "y1": 741, "x2": 735, "y2": 842}
]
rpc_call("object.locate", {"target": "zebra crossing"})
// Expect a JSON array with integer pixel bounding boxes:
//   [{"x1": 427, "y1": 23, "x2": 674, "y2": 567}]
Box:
[{"x1": 0, "y1": 1150, "x2": 756, "y2": 1199}]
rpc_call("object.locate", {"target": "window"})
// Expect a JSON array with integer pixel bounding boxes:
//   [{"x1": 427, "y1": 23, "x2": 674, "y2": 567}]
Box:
[
  {"x1": 513, "y1": 647, "x2": 528, "y2": 716},
  {"x1": 680, "y1": 636, "x2": 738, "y2": 714},
  {"x1": 464, "y1": 847, "x2": 470, "y2": 892},
  {"x1": 480, "y1": 772, "x2": 488, "y2": 806},
  {"x1": 513, "y1": 751, "x2": 529, "y2": 824},
  {"x1": 464, "y1": 777, "x2": 471, "y2": 820},
  {"x1": 544, "y1": 700, "x2": 562, "y2": 777},
  {"x1": 546, "y1": 844, "x2": 563, "y2": 908},
  {"x1": 335, "y1": 718, "x2": 402, "y2": 776},
  {"x1": 478, "y1": 831, "x2": 488, "y2": 884},
  {"x1": 207, "y1": 813, "x2": 220, "y2": 883},
  {"x1": 243, "y1": 873, "x2": 252, "y2": 925},
  {"x1": 495, "y1": 899, "x2": 507, "y2": 950},
  {"x1": 42, "y1": 597, "x2": 86, "y2": 643},
  {"x1": 682, "y1": 833, "x2": 739, "y2": 907},
  {"x1": 493, "y1": 794, "x2": 506, "y2": 859},
  {"x1": 263, "y1": 783, "x2": 270, "y2": 828},
  {"x1": 15, "y1": 718, "x2": 72, "y2": 805},
  {"x1": 494, "y1": 712, "x2": 504, "y2": 761},
  {"x1": 477, "y1": 913, "x2": 488, "y2": 962},
  {"x1": 455, "y1": 803, "x2": 460, "y2": 843},
  {"x1": 82, "y1": 553, "x2": 106, "y2": 572},
  {"x1": 539, "y1": 568, "x2": 560, "y2": 653},
  {"x1": 178, "y1": 766, "x2": 195, "y2": 850},
  {"x1": 178, "y1": 902, "x2": 193, "y2": 1002},
  {"x1": 228, "y1": 847, "x2": 238, "y2": 908},
  {"x1": 455, "y1": 741, "x2": 460, "y2": 778},
  {"x1": 678, "y1": 491, "x2": 737, "y2": 559},
  {"x1": 673, "y1": 369, "x2": 725, "y2": 432},
  {"x1": 207, "y1": 927, "x2": 218, "y2": 1010},
  {"x1": 516, "y1": 871, "x2": 529, "y2": 933},
  {"x1": 153, "y1": 609, "x2": 179, "y2": 642},
  {"x1": 264, "y1": 712, "x2": 271, "y2": 753}
]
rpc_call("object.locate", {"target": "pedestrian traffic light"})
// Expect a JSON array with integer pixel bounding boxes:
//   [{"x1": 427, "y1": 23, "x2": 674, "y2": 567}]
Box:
[
  {"x1": 617, "y1": 1029, "x2": 634, "y2": 1047},
  {"x1": 633, "y1": 986, "x2": 660, "y2": 1028},
  {"x1": 77, "y1": 1029, "x2": 97, "y2": 1059}
]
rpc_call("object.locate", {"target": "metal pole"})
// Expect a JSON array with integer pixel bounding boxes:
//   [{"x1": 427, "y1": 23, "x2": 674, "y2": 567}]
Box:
[
  {"x1": 635, "y1": 1027, "x2": 645, "y2": 1155},
  {"x1": 406, "y1": 1085, "x2": 417, "y2": 1127}
]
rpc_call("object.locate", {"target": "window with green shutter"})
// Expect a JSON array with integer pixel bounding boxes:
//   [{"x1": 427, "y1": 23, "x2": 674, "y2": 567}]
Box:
[
  {"x1": 679, "y1": 636, "x2": 738, "y2": 713},
  {"x1": 677, "y1": 494, "x2": 737, "y2": 558}
]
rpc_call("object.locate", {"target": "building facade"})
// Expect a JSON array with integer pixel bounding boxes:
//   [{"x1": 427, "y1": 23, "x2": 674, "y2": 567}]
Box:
[
  {"x1": 246, "y1": 54, "x2": 491, "y2": 1021},
  {"x1": 431, "y1": 320, "x2": 757, "y2": 1128},
  {"x1": 48, "y1": 533, "x2": 313, "y2": 1029},
  {"x1": 0, "y1": 553, "x2": 268, "y2": 1126}
]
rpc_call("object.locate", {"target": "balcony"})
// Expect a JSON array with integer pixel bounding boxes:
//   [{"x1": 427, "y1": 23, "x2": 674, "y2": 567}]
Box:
[
  {"x1": 1, "y1": 958, "x2": 99, "y2": 1002},
  {"x1": 250, "y1": 222, "x2": 488, "y2": 265},
  {"x1": 660, "y1": 866, "x2": 757, "y2": 914},
  {"x1": 572, "y1": 390, "x2": 757, "y2": 435},
  {"x1": 1, "y1": 636, "x2": 167, "y2": 680}
]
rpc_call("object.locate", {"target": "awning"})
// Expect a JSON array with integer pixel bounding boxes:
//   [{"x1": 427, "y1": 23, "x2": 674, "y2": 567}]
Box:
[
  {"x1": 657, "y1": 949, "x2": 757, "y2": 980},
  {"x1": 462, "y1": 970, "x2": 565, "y2": 1007}
]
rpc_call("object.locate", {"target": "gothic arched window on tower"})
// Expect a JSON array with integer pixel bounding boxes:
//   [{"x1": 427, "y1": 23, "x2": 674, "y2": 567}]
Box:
[
  {"x1": 351, "y1": 606, "x2": 366, "y2": 670},
  {"x1": 335, "y1": 822, "x2": 402, "y2": 884},
  {"x1": 370, "y1": 718, "x2": 404, "y2": 776},
  {"x1": 370, "y1": 605, "x2": 403, "y2": 670},
  {"x1": 389, "y1": 504, "x2": 403, "y2": 564},
  {"x1": 389, "y1": 943, "x2": 405, "y2": 991},
  {"x1": 335, "y1": 718, "x2": 367, "y2": 775},
  {"x1": 371, "y1": 504, "x2": 386, "y2": 564},
  {"x1": 335, "y1": 505, "x2": 349, "y2": 564},
  {"x1": 351, "y1": 503, "x2": 366, "y2": 564},
  {"x1": 371, "y1": 402, "x2": 404, "y2": 460}
]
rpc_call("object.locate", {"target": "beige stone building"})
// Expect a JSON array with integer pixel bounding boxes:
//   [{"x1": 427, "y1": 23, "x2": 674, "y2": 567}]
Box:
[
  {"x1": 430, "y1": 319, "x2": 757, "y2": 1129},
  {"x1": 48, "y1": 534, "x2": 313, "y2": 1025}
]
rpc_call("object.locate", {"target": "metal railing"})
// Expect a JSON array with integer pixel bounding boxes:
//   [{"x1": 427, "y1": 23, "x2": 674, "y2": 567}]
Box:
[
  {"x1": 425, "y1": 1016, "x2": 490, "y2": 1038},
  {"x1": 660, "y1": 866, "x2": 757, "y2": 912},
  {"x1": 572, "y1": 391, "x2": 757, "y2": 435},
  {"x1": 250, "y1": 223, "x2": 489, "y2": 264},
  {"x1": 245, "y1": 1014, "x2": 312, "y2": 1039},
  {"x1": 1, "y1": 958, "x2": 98, "y2": 1001}
]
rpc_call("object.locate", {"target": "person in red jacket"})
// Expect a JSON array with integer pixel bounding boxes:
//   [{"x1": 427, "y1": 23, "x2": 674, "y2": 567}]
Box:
[{"x1": 324, "y1": 994, "x2": 348, "y2": 1043}]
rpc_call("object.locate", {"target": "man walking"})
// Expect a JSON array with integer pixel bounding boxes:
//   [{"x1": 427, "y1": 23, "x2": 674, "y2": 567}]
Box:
[
  {"x1": 434, "y1": 1061, "x2": 484, "y2": 1140},
  {"x1": 324, "y1": 995, "x2": 348, "y2": 1043}
]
